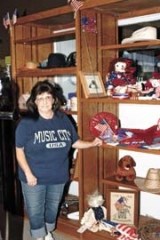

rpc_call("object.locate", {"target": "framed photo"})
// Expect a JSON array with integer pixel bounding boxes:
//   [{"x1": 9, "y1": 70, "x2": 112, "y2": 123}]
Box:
[
  {"x1": 79, "y1": 71, "x2": 106, "y2": 98},
  {"x1": 107, "y1": 189, "x2": 139, "y2": 227}
]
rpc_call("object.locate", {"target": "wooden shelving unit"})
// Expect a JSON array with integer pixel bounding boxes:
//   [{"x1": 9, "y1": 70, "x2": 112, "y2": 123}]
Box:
[
  {"x1": 10, "y1": 0, "x2": 160, "y2": 239},
  {"x1": 77, "y1": 0, "x2": 160, "y2": 239}
]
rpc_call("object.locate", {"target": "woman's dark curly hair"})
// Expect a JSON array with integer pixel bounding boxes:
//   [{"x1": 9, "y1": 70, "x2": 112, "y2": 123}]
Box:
[{"x1": 26, "y1": 80, "x2": 66, "y2": 119}]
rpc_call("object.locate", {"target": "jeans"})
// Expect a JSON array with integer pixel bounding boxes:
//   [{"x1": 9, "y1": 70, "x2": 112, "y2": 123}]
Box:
[{"x1": 21, "y1": 181, "x2": 65, "y2": 238}]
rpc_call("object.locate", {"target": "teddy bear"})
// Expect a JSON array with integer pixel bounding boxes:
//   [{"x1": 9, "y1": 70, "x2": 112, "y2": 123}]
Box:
[
  {"x1": 80, "y1": 190, "x2": 107, "y2": 232},
  {"x1": 114, "y1": 155, "x2": 136, "y2": 182}
]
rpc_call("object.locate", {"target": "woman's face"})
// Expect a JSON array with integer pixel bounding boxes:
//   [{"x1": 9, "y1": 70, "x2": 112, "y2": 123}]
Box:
[{"x1": 35, "y1": 92, "x2": 54, "y2": 114}]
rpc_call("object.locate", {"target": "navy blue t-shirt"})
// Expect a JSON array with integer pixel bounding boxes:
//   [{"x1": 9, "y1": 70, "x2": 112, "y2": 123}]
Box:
[{"x1": 15, "y1": 111, "x2": 79, "y2": 184}]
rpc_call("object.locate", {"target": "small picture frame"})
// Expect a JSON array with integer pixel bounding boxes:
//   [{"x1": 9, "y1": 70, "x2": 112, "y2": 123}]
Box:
[
  {"x1": 107, "y1": 189, "x2": 139, "y2": 227},
  {"x1": 79, "y1": 71, "x2": 106, "y2": 98}
]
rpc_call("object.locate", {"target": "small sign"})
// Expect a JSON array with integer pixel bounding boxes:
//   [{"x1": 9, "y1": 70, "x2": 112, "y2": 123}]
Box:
[{"x1": 5, "y1": 56, "x2": 11, "y2": 65}]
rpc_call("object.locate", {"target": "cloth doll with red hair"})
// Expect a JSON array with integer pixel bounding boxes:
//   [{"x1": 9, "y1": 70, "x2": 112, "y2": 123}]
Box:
[{"x1": 105, "y1": 58, "x2": 140, "y2": 94}]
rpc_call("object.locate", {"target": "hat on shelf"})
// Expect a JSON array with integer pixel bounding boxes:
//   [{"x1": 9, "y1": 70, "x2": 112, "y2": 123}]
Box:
[
  {"x1": 39, "y1": 53, "x2": 67, "y2": 68},
  {"x1": 25, "y1": 61, "x2": 38, "y2": 69},
  {"x1": 121, "y1": 26, "x2": 157, "y2": 44},
  {"x1": 134, "y1": 168, "x2": 160, "y2": 193}
]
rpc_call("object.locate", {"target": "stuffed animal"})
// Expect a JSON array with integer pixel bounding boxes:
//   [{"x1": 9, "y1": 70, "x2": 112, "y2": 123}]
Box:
[
  {"x1": 114, "y1": 155, "x2": 136, "y2": 182},
  {"x1": 142, "y1": 72, "x2": 160, "y2": 98},
  {"x1": 80, "y1": 190, "x2": 107, "y2": 232}
]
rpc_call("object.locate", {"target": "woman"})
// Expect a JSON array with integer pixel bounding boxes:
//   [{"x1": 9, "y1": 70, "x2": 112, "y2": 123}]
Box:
[{"x1": 15, "y1": 80, "x2": 102, "y2": 240}]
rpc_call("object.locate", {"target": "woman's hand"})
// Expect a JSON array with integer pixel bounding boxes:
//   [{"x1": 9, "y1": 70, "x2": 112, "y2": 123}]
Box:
[
  {"x1": 25, "y1": 172, "x2": 37, "y2": 186},
  {"x1": 91, "y1": 137, "x2": 103, "y2": 146},
  {"x1": 16, "y1": 147, "x2": 37, "y2": 186}
]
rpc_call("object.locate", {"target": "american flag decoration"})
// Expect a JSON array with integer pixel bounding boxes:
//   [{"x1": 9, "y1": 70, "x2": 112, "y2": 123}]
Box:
[
  {"x1": 100, "y1": 220, "x2": 139, "y2": 240},
  {"x1": 68, "y1": 0, "x2": 83, "y2": 12},
  {"x1": 12, "y1": 8, "x2": 18, "y2": 25},
  {"x1": 81, "y1": 16, "x2": 97, "y2": 33},
  {"x1": 94, "y1": 119, "x2": 109, "y2": 134},
  {"x1": 115, "y1": 224, "x2": 139, "y2": 240},
  {"x1": 114, "y1": 197, "x2": 128, "y2": 210},
  {"x1": 94, "y1": 118, "x2": 116, "y2": 143},
  {"x1": 3, "y1": 12, "x2": 10, "y2": 29}
]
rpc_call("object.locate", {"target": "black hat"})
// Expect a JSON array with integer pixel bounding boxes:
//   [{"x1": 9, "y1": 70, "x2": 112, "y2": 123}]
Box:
[
  {"x1": 39, "y1": 53, "x2": 67, "y2": 69},
  {"x1": 66, "y1": 52, "x2": 76, "y2": 67},
  {"x1": 47, "y1": 53, "x2": 66, "y2": 68}
]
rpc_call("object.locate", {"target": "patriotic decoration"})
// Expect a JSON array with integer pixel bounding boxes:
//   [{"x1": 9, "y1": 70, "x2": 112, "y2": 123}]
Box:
[
  {"x1": 3, "y1": 9, "x2": 18, "y2": 29},
  {"x1": 94, "y1": 119, "x2": 109, "y2": 134},
  {"x1": 115, "y1": 224, "x2": 139, "y2": 240},
  {"x1": 114, "y1": 197, "x2": 128, "y2": 211},
  {"x1": 12, "y1": 8, "x2": 18, "y2": 25},
  {"x1": 93, "y1": 118, "x2": 116, "y2": 142},
  {"x1": 68, "y1": 0, "x2": 83, "y2": 12},
  {"x1": 3, "y1": 12, "x2": 10, "y2": 29},
  {"x1": 81, "y1": 16, "x2": 97, "y2": 33},
  {"x1": 89, "y1": 112, "x2": 119, "y2": 143},
  {"x1": 100, "y1": 220, "x2": 139, "y2": 240}
]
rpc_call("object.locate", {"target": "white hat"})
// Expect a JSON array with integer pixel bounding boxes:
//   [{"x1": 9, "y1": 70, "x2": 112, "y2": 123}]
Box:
[
  {"x1": 134, "y1": 168, "x2": 160, "y2": 193},
  {"x1": 121, "y1": 26, "x2": 157, "y2": 44}
]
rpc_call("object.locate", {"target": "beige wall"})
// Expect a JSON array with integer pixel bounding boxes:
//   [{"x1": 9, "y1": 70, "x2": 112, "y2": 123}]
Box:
[{"x1": 0, "y1": 0, "x2": 66, "y2": 60}]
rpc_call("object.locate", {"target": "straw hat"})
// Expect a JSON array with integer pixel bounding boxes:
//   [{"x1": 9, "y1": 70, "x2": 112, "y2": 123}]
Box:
[
  {"x1": 25, "y1": 61, "x2": 38, "y2": 69},
  {"x1": 121, "y1": 26, "x2": 157, "y2": 44},
  {"x1": 134, "y1": 168, "x2": 160, "y2": 193}
]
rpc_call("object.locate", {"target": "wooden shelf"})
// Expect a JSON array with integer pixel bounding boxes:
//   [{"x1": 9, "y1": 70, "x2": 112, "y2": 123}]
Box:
[
  {"x1": 102, "y1": 143, "x2": 160, "y2": 155},
  {"x1": 102, "y1": 176, "x2": 141, "y2": 191},
  {"x1": 16, "y1": 67, "x2": 77, "y2": 77},
  {"x1": 81, "y1": 97, "x2": 160, "y2": 105},
  {"x1": 15, "y1": 29, "x2": 75, "y2": 44},
  {"x1": 100, "y1": 40, "x2": 160, "y2": 51},
  {"x1": 57, "y1": 214, "x2": 160, "y2": 240}
]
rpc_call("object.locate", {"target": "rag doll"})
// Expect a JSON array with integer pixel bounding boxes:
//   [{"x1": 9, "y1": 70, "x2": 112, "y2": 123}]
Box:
[{"x1": 105, "y1": 58, "x2": 139, "y2": 94}]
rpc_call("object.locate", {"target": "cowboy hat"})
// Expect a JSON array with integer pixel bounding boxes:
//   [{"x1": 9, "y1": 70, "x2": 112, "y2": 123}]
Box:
[
  {"x1": 121, "y1": 26, "x2": 157, "y2": 44},
  {"x1": 134, "y1": 168, "x2": 160, "y2": 193}
]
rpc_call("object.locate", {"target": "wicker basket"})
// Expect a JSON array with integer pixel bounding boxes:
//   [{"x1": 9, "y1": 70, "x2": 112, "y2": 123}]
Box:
[{"x1": 138, "y1": 219, "x2": 160, "y2": 240}]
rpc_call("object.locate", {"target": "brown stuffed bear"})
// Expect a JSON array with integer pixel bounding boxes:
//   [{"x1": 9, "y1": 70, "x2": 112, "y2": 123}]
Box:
[{"x1": 114, "y1": 155, "x2": 136, "y2": 182}]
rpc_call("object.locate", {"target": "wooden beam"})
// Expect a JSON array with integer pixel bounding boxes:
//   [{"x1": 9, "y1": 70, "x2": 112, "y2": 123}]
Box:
[
  {"x1": 81, "y1": 0, "x2": 126, "y2": 9},
  {"x1": 16, "y1": 5, "x2": 73, "y2": 25}
]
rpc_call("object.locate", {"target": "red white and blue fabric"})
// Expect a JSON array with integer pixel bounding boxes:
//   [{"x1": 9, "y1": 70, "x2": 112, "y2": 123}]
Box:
[
  {"x1": 115, "y1": 224, "x2": 138, "y2": 240},
  {"x1": 115, "y1": 197, "x2": 127, "y2": 210},
  {"x1": 12, "y1": 9, "x2": 18, "y2": 25},
  {"x1": 3, "y1": 12, "x2": 10, "y2": 29},
  {"x1": 81, "y1": 16, "x2": 97, "y2": 33},
  {"x1": 68, "y1": 0, "x2": 83, "y2": 12},
  {"x1": 89, "y1": 112, "x2": 119, "y2": 138},
  {"x1": 100, "y1": 220, "x2": 138, "y2": 239}
]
